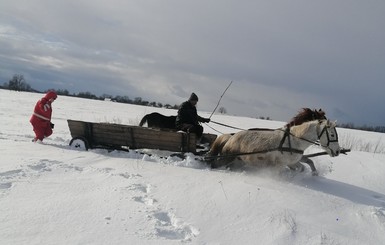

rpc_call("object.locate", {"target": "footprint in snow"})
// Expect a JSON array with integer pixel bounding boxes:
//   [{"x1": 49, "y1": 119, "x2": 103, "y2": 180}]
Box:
[
  {"x1": 126, "y1": 184, "x2": 150, "y2": 193},
  {"x1": 129, "y1": 184, "x2": 156, "y2": 205},
  {"x1": 28, "y1": 162, "x2": 52, "y2": 172},
  {"x1": 267, "y1": 209, "x2": 298, "y2": 238},
  {"x1": 27, "y1": 159, "x2": 65, "y2": 173},
  {"x1": 132, "y1": 196, "x2": 157, "y2": 206},
  {"x1": 0, "y1": 169, "x2": 24, "y2": 178},
  {"x1": 99, "y1": 167, "x2": 114, "y2": 173},
  {"x1": 126, "y1": 182, "x2": 199, "y2": 242},
  {"x1": 118, "y1": 173, "x2": 143, "y2": 179},
  {"x1": 0, "y1": 169, "x2": 26, "y2": 192},
  {"x1": 372, "y1": 208, "x2": 385, "y2": 225},
  {"x1": 0, "y1": 182, "x2": 13, "y2": 190},
  {"x1": 151, "y1": 211, "x2": 199, "y2": 241}
]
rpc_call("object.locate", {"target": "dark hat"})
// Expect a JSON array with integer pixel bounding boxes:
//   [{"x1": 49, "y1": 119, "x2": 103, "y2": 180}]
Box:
[{"x1": 189, "y1": 93, "x2": 198, "y2": 102}]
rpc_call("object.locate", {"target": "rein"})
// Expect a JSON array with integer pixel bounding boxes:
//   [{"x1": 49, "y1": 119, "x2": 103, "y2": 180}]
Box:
[
  {"x1": 204, "y1": 127, "x2": 306, "y2": 161},
  {"x1": 204, "y1": 146, "x2": 304, "y2": 161},
  {"x1": 204, "y1": 122, "x2": 225, "y2": 134},
  {"x1": 205, "y1": 123, "x2": 335, "y2": 161},
  {"x1": 210, "y1": 120, "x2": 246, "y2": 131},
  {"x1": 277, "y1": 128, "x2": 321, "y2": 147}
]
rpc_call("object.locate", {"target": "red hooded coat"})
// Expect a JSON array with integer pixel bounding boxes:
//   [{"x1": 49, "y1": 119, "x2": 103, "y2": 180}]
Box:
[{"x1": 30, "y1": 91, "x2": 57, "y2": 141}]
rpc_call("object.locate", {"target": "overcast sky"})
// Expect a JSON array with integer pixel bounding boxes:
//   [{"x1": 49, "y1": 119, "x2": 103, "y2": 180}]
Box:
[{"x1": 1, "y1": 0, "x2": 384, "y2": 126}]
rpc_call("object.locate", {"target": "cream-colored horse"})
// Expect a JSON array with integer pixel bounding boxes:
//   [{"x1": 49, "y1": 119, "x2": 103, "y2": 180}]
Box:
[{"x1": 208, "y1": 120, "x2": 340, "y2": 173}]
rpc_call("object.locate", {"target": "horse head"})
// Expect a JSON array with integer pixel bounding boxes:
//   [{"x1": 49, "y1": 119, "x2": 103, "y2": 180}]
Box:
[
  {"x1": 315, "y1": 108, "x2": 326, "y2": 119},
  {"x1": 317, "y1": 119, "x2": 340, "y2": 157}
]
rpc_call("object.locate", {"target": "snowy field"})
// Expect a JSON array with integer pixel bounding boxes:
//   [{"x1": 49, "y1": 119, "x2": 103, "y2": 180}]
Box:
[{"x1": 1, "y1": 89, "x2": 385, "y2": 245}]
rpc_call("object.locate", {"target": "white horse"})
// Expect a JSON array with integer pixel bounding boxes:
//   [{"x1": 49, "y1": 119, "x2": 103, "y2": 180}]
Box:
[{"x1": 208, "y1": 119, "x2": 340, "y2": 174}]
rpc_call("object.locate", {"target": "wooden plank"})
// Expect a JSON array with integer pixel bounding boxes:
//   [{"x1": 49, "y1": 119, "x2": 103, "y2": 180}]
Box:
[
  {"x1": 67, "y1": 120, "x2": 87, "y2": 138},
  {"x1": 93, "y1": 123, "x2": 179, "y2": 137},
  {"x1": 91, "y1": 126, "x2": 196, "y2": 152},
  {"x1": 90, "y1": 132, "x2": 184, "y2": 145},
  {"x1": 102, "y1": 126, "x2": 186, "y2": 143},
  {"x1": 91, "y1": 128, "x2": 187, "y2": 143},
  {"x1": 92, "y1": 124, "x2": 190, "y2": 143},
  {"x1": 67, "y1": 120, "x2": 199, "y2": 152},
  {"x1": 91, "y1": 132, "x2": 194, "y2": 152},
  {"x1": 93, "y1": 137, "x2": 187, "y2": 152},
  {"x1": 93, "y1": 138, "x2": 182, "y2": 149},
  {"x1": 91, "y1": 125, "x2": 174, "y2": 137},
  {"x1": 67, "y1": 120, "x2": 94, "y2": 147}
]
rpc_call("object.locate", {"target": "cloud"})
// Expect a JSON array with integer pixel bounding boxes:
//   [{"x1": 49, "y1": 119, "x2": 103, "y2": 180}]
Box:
[{"x1": 1, "y1": 0, "x2": 385, "y2": 125}]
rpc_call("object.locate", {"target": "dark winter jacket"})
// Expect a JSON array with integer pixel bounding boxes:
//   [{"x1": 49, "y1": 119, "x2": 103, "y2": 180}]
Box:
[{"x1": 176, "y1": 101, "x2": 205, "y2": 127}]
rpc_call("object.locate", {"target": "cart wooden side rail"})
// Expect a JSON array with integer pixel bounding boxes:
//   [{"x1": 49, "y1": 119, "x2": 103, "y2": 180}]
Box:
[{"x1": 67, "y1": 119, "x2": 217, "y2": 153}]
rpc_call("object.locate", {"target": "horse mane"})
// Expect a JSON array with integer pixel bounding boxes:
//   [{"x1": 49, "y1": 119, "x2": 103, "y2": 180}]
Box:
[
  {"x1": 286, "y1": 108, "x2": 326, "y2": 127},
  {"x1": 290, "y1": 120, "x2": 318, "y2": 138},
  {"x1": 290, "y1": 119, "x2": 333, "y2": 139}
]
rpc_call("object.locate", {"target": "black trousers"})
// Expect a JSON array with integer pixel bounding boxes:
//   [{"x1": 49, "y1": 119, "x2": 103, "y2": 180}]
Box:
[{"x1": 177, "y1": 124, "x2": 203, "y2": 138}]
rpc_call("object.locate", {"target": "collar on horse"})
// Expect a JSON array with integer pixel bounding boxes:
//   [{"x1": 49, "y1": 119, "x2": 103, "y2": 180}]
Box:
[
  {"x1": 278, "y1": 122, "x2": 338, "y2": 155},
  {"x1": 204, "y1": 128, "x2": 305, "y2": 162},
  {"x1": 278, "y1": 127, "x2": 298, "y2": 154},
  {"x1": 205, "y1": 122, "x2": 336, "y2": 162}
]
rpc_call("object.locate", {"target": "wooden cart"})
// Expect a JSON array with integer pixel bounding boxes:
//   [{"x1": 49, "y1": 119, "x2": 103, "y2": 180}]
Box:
[{"x1": 67, "y1": 119, "x2": 217, "y2": 153}]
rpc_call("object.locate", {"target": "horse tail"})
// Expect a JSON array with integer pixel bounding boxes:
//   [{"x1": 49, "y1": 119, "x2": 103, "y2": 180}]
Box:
[{"x1": 139, "y1": 115, "x2": 148, "y2": 127}]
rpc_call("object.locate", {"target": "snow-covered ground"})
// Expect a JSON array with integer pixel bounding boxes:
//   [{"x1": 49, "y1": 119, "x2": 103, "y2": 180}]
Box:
[{"x1": 1, "y1": 89, "x2": 385, "y2": 245}]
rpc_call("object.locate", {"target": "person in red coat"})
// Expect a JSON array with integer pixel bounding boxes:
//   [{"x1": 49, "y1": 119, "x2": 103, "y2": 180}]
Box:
[{"x1": 30, "y1": 91, "x2": 57, "y2": 142}]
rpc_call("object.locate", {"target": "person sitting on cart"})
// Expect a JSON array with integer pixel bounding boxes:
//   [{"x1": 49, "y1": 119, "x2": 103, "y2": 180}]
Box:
[{"x1": 176, "y1": 92, "x2": 210, "y2": 139}]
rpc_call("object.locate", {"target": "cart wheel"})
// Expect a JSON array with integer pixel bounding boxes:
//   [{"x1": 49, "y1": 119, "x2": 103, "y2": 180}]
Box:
[{"x1": 70, "y1": 137, "x2": 89, "y2": 150}]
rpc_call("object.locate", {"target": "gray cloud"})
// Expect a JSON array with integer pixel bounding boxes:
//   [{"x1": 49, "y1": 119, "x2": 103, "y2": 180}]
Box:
[{"x1": 1, "y1": 0, "x2": 384, "y2": 125}]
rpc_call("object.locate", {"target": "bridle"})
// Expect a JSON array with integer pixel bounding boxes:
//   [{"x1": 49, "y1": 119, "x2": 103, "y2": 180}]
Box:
[
  {"x1": 278, "y1": 120, "x2": 338, "y2": 155},
  {"x1": 318, "y1": 123, "x2": 338, "y2": 147},
  {"x1": 314, "y1": 121, "x2": 340, "y2": 157},
  {"x1": 204, "y1": 120, "x2": 340, "y2": 162}
]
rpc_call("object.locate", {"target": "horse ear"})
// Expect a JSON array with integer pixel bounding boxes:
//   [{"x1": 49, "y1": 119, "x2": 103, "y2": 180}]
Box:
[{"x1": 328, "y1": 120, "x2": 337, "y2": 127}]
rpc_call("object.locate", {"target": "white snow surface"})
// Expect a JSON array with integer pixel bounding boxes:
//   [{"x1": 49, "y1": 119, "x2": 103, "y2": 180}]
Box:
[{"x1": 1, "y1": 90, "x2": 385, "y2": 245}]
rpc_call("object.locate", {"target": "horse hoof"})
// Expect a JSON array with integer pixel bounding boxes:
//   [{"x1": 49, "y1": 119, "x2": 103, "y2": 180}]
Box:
[{"x1": 312, "y1": 171, "x2": 319, "y2": 176}]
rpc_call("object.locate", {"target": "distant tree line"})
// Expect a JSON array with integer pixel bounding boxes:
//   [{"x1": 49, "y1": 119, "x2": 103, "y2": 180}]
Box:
[
  {"x1": 66, "y1": 90, "x2": 181, "y2": 110},
  {"x1": 337, "y1": 123, "x2": 385, "y2": 133},
  {"x1": 1, "y1": 74, "x2": 39, "y2": 92},
  {"x1": 1, "y1": 74, "x2": 180, "y2": 110},
  {"x1": 2, "y1": 74, "x2": 383, "y2": 133},
  {"x1": 257, "y1": 116, "x2": 272, "y2": 121}
]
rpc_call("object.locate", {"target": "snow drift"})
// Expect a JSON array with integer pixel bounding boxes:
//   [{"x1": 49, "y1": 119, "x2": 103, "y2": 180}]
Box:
[{"x1": 1, "y1": 90, "x2": 385, "y2": 245}]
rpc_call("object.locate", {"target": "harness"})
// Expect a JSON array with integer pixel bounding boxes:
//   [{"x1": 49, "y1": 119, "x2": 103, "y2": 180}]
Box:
[
  {"x1": 318, "y1": 125, "x2": 339, "y2": 148},
  {"x1": 204, "y1": 122, "x2": 338, "y2": 161}
]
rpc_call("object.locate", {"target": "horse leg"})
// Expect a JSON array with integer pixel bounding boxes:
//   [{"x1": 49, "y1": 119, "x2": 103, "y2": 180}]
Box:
[
  {"x1": 207, "y1": 141, "x2": 222, "y2": 157},
  {"x1": 287, "y1": 162, "x2": 305, "y2": 172},
  {"x1": 210, "y1": 155, "x2": 235, "y2": 169},
  {"x1": 206, "y1": 134, "x2": 232, "y2": 166},
  {"x1": 300, "y1": 156, "x2": 318, "y2": 176},
  {"x1": 204, "y1": 148, "x2": 222, "y2": 168},
  {"x1": 288, "y1": 158, "x2": 318, "y2": 176}
]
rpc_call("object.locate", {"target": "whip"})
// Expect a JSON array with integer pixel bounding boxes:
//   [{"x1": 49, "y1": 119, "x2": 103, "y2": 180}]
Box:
[{"x1": 209, "y1": 81, "x2": 233, "y2": 119}]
